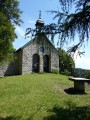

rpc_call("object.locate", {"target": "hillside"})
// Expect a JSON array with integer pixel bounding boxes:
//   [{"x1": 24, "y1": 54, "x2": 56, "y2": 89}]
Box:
[{"x1": 0, "y1": 74, "x2": 90, "y2": 120}]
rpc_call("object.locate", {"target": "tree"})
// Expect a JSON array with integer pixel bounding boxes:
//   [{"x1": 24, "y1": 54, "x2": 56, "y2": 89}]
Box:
[
  {"x1": 25, "y1": 0, "x2": 90, "y2": 54},
  {"x1": 0, "y1": 13, "x2": 16, "y2": 63},
  {"x1": 0, "y1": 0, "x2": 22, "y2": 25},
  {"x1": 51, "y1": 0, "x2": 90, "y2": 53},
  {"x1": 0, "y1": 0, "x2": 22, "y2": 63},
  {"x1": 58, "y1": 49, "x2": 75, "y2": 75}
]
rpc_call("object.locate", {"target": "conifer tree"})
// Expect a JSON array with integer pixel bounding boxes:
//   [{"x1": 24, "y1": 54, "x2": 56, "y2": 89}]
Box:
[
  {"x1": 0, "y1": 0, "x2": 22, "y2": 63},
  {"x1": 52, "y1": 0, "x2": 90, "y2": 53}
]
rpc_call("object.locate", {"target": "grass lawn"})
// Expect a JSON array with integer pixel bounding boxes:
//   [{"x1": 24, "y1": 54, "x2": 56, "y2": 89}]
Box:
[{"x1": 0, "y1": 73, "x2": 90, "y2": 120}]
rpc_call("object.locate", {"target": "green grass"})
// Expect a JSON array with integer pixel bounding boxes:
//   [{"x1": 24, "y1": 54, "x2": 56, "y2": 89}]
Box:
[{"x1": 0, "y1": 73, "x2": 90, "y2": 120}]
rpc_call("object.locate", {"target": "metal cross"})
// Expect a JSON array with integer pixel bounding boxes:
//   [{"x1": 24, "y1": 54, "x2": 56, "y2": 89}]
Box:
[{"x1": 39, "y1": 10, "x2": 41, "y2": 19}]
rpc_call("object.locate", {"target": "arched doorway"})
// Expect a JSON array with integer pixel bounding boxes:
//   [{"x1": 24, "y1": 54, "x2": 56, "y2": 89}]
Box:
[
  {"x1": 43, "y1": 55, "x2": 49, "y2": 72},
  {"x1": 32, "y1": 54, "x2": 40, "y2": 73}
]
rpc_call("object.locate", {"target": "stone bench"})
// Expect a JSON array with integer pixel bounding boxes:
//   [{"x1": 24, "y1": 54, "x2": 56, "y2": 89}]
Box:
[{"x1": 69, "y1": 77, "x2": 90, "y2": 93}]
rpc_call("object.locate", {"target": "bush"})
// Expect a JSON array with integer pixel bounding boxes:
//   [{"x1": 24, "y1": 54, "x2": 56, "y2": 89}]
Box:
[
  {"x1": 31, "y1": 72, "x2": 36, "y2": 74},
  {"x1": 61, "y1": 69, "x2": 71, "y2": 76},
  {"x1": 51, "y1": 69, "x2": 59, "y2": 74},
  {"x1": 39, "y1": 71, "x2": 46, "y2": 74},
  {"x1": 73, "y1": 72, "x2": 80, "y2": 77},
  {"x1": 83, "y1": 71, "x2": 90, "y2": 79},
  {"x1": 64, "y1": 70, "x2": 71, "y2": 76}
]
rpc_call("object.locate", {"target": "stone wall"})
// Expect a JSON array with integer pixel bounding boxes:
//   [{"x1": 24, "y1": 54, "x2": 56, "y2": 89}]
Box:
[
  {"x1": 16, "y1": 49, "x2": 23, "y2": 74},
  {"x1": 51, "y1": 48, "x2": 59, "y2": 71},
  {"x1": 0, "y1": 35, "x2": 59, "y2": 76},
  {"x1": 0, "y1": 50, "x2": 22, "y2": 76},
  {"x1": 0, "y1": 61, "x2": 18, "y2": 76},
  {"x1": 21, "y1": 35, "x2": 59, "y2": 74}
]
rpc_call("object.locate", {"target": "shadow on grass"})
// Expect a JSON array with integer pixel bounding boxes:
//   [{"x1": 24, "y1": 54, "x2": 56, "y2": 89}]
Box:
[
  {"x1": 44, "y1": 103, "x2": 90, "y2": 120},
  {"x1": 0, "y1": 115, "x2": 34, "y2": 120},
  {"x1": 0, "y1": 116, "x2": 33, "y2": 120},
  {"x1": 64, "y1": 87, "x2": 87, "y2": 95},
  {"x1": 0, "y1": 116, "x2": 20, "y2": 120},
  {"x1": 0, "y1": 106, "x2": 42, "y2": 120}
]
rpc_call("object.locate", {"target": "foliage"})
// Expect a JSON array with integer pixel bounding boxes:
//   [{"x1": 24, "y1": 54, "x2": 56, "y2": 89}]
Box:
[
  {"x1": 58, "y1": 49, "x2": 75, "y2": 75},
  {"x1": 51, "y1": 0, "x2": 90, "y2": 53},
  {"x1": 0, "y1": 74, "x2": 90, "y2": 120},
  {"x1": 0, "y1": 13, "x2": 16, "y2": 63},
  {"x1": 0, "y1": 0, "x2": 22, "y2": 63},
  {"x1": 73, "y1": 71, "x2": 80, "y2": 77},
  {"x1": 82, "y1": 70, "x2": 90, "y2": 79},
  {"x1": 25, "y1": 0, "x2": 90, "y2": 54},
  {"x1": 73, "y1": 68, "x2": 90, "y2": 79},
  {"x1": 39, "y1": 71, "x2": 46, "y2": 74},
  {"x1": 51, "y1": 69, "x2": 59, "y2": 74},
  {"x1": 0, "y1": 0, "x2": 22, "y2": 25},
  {"x1": 62, "y1": 69, "x2": 71, "y2": 76}
]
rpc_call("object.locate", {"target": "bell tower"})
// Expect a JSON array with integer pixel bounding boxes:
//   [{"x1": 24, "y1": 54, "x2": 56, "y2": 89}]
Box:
[{"x1": 35, "y1": 11, "x2": 44, "y2": 31}]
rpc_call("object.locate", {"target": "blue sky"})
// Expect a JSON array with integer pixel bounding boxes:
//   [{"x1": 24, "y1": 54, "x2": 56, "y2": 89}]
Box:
[{"x1": 13, "y1": 0, "x2": 90, "y2": 70}]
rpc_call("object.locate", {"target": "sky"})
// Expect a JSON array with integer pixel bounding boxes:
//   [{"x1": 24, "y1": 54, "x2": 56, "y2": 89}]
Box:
[{"x1": 13, "y1": 0, "x2": 90, "y2": 70}]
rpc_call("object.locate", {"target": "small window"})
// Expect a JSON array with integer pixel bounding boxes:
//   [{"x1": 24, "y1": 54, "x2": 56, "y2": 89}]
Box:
[{"x1": 39, "y1": 47, "x2": 44, "y2": 52}]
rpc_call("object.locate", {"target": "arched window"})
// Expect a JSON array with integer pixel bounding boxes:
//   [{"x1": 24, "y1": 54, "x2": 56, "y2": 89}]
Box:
[
  {"x1": 32, "y1": 54, "x2": 40, "y2": 73},
  {"x1": 43, "y1": 55, "x2": 49, "y2": 72}
]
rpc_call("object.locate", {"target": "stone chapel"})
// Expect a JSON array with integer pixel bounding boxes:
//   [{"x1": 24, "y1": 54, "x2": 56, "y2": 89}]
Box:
[{"x1": 0, "y1": 15, "x2": 59, "y2": 76}]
